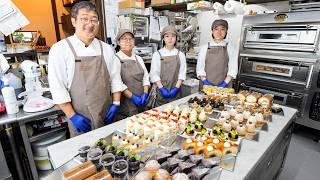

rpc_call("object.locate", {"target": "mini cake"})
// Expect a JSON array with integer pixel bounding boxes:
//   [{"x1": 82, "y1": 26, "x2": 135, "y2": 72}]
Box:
[
  {"x1": 212, "y1": 125, "x2": 222, "y2": 135},
  {"x1": 194, "y1": 141, "x2": 206, "y2": 154},
  {"x1": 243, "y1": 109, "x2": 251, "y2": 120},
  {"x1": 228, "y1": 129, "x2": 239, "y2": 141},
  {"x1": 222, "y1": 121, "x2": 232, "y2": 132},
  {"x1": 204, "y1": 104, "x2": 213, "y2": 113},
  {"x1": 217, "y1": 116, "x2": 227, "y2": 126},
  {"x1": 189, "y1": 114, "x2": 198, "y2": 123},
  {"x1": 144, "y1": 160, "x2": 160, "y2": 176},
  {"x1": 236, "y1": 123, "x2": 247, "y2": 136},
  {"x1": 185, "y1": 125, "x2": 195, "y2": 136},
  {"x1": 248, "y1": 116, "x2": 257, "y2": 126},
  {"x1": 223, "y1": 145, "x2": 238, "y2": 155},
  {"x1": 163, "y1": 104, "x2": 173, "y2": 114},
  {"x1": 230, "y1": 119, "x2": 239, "y2": 129},
  {"x1": 204, "y1": 145, "x2": 223, "y2": 158},
  {"x1": 198, "y1": 110, "x2": 207, "y2": 122},
  {"x1": 172, "y1": 106, "x2": 181, "y2": 115},
  {"x1": 235, "y1": 113, "x2": 244, "y2": 123},
  {"x1": 229, "y1": 108, "x2": 237, "y2": 119},
  {"x1": 255, "y1": 113, "x2": 265, "y2": 127},
  {"x1": 220, "y1": 110, "x2": 230, "y2": 120},
  {"x1": 246, "y1": 121, "x2": 256, "y2": 134}
]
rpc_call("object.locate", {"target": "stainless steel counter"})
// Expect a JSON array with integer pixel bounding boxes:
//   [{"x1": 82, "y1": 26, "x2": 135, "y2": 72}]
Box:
[
  {"x1": 47, "y1": 93, "x2": 297, "y2": 180},
  {"x1": 0, "y1": 106, "x2": 63, "y2": 125},
  {"x1": 0, "y1": 106, "x2": 64, "y2": 180}
]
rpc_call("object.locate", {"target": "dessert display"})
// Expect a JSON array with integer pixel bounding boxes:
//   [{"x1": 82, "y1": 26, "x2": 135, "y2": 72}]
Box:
[{"x1": 62, "y1": 88, "x2": 283, "y2": 180}]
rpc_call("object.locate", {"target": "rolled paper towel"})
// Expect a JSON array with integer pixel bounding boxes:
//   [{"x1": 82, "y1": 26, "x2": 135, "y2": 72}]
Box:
[
  {"x1": 213, "y1": 2, "x2": 226, "y2": 15},
  {"x1": 224, "y1": 0, "x2": 244, "y2": 15}
]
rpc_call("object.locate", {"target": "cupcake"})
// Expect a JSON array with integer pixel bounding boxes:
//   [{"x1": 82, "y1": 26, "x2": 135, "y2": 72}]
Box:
[
  {"x1": 172, "y1": 106, "x2": 181, "y2": 115},
  {"x1": 235, "y1": 113, "x2": 244, "y2": 123}
]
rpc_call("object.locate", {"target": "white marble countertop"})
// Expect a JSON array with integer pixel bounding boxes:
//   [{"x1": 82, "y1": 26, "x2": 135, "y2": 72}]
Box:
[{"x1": 47, "y1": 93, "x2": 297, "y2": 179}]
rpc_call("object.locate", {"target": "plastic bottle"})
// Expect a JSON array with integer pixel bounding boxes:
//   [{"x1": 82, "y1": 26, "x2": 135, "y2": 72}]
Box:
[{"x1": 1, "y1": 84, "x2": 19, "y2": 114}]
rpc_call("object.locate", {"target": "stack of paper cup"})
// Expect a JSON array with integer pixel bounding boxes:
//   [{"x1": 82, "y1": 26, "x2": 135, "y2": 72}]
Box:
[
  {"x1": 224, "y1": 0, "x2": 245, "y2": 15},
  {"x1": 213, "y1": 2, "x2": 226, "y2": 15},
  {"x1": 1, "y1": 86, "x2": 19, "y2": 114}
]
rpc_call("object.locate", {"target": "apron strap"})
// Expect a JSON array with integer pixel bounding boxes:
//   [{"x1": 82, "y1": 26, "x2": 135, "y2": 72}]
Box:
[
  {"x1": 158, "y1": 51, "x2": 164, "y2": 61},
  {"x1": 176, "y1": 50, "x2": 180, "y2": 61},
  {"x1": 65, "y1": 38, "x2": 79, "y2": 59},
  {"x1": 115, "y1": 54, "x2": 124, "y2": 63},
  {"x1": 98, "y1": 40, "x2": 104, "y2": 58}
]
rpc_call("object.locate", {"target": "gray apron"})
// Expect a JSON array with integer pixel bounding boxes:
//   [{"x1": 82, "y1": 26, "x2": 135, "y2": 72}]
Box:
[
  {"x1": 65, "y1": 38, "x2": 112, "y2": 137},
  {"x1": 200, "y1": 42, "x2": 229, "y2": 89},
  {"x1": 116, "y1": 54, "x2": 144, "y2": 120},
  {"x1": 155, "y1": 50, "x2": 181, "y2": 107}
]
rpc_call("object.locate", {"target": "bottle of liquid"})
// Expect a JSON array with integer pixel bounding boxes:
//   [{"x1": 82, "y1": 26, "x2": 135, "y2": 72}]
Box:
[{"x1": 1, "y1": 78, "x2": 19, "y2": 114}]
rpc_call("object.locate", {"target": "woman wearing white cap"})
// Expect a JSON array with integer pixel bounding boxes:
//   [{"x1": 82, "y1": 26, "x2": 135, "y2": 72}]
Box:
[
  {"x1": 114, "y1": 29, "x2": 150, "y2": 119},
  {"x1": 149, "y1": 25, "x2": 187, "y2": 107},
  {"x1": 196, "y1": 19, "x2": 238, "y2": 88}
]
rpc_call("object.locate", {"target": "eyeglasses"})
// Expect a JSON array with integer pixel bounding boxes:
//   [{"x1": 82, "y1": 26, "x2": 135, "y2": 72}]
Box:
[
  {"x1": 120, "y1": 37, "x2": 135, "y2": 42},
  {"x1": 79, "y1": 17, "x2": 99, "y2": 25}
]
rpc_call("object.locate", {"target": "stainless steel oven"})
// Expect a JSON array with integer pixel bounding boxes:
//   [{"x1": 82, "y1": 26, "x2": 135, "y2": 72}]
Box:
[{"x1": 236, "y1": 11, "x2": 320, "y2": 130}]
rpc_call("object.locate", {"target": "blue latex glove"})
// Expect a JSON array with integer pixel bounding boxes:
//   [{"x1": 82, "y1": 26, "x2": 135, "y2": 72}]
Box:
[
  {"x1": 70, "y1": 113, "x2": 91, "y2": 133},
  {"x1": 0, "y1": 79, "x2": 3, "y2": 88},
  {"x1": 218, "y1": 81, "x2": 228, "y2": 88},
  {"x1": 131, "y1": 94, "x2": 142, "y2": 106},
  {"x1": 159, "y1": 87, "x2": 170, "y2": 99},
  {"x1": 105, "y1": 104, "x2": 120, "y2": 125},
  {"x1": 140, "y1": 93, "x2": 149, "y2": 105},
  {"x1": 202, "y1": 79, "x2": 214, "y2": 86},
  {"x1": 169, "y1": 87, "x2": 180, "y2": 98}
]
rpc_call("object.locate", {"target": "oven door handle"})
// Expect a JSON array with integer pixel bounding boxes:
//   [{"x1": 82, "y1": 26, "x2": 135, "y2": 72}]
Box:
[{"x1": 247, "y1": 86, "x2": 288, "y2": 104}]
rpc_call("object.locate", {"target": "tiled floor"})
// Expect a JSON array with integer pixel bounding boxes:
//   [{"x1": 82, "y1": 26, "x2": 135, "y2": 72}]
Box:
[{"x1": 277, "y1": 125, "x2": 320, "y2": 180}]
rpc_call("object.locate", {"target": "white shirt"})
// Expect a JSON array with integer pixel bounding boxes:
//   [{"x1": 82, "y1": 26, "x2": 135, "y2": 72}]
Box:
[
  {"x1": 196, "y1": 40, "x2": 238, "y2": 79},
  {"x1": 149, "y1": 47, "x2": 187, "y2": 83},
  {"x1": 115, "y1": 50, "x2": 151, "y2": 90},
  {"x1": 48, "y1": 35, "x2": 123, "y2": 105}
]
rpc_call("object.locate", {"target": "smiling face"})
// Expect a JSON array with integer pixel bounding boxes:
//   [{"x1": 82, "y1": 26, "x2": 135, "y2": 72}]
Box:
[
  {"x1": 71, "y1": 8, "x2": 99, "y2": 42},
  {"x1": 117, "y1": 33, "x2": 135, "y2": 53},
  {"x1": 212, "y1": 25, "x2": 227, "y2": 42},
  {"x1": 163, "y1": 32, "x2": 176, "y2": 48}
]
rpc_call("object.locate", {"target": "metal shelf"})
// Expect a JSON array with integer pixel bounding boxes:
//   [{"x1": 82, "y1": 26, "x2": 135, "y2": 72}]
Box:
[{"x1": 29, "y1": 126, "x2": 67, "y2": 143}]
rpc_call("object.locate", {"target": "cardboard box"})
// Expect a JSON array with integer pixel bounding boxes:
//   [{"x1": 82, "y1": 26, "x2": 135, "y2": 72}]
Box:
[
  {"x1": 119, "y1": 0, "x2": 145, "y2": 9},
  {"x1": 151, "y1": 0, "x2": 174, "y2": 6}
]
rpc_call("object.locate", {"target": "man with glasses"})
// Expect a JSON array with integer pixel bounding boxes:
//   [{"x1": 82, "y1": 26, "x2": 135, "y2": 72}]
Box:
[{"x1": 48, "y1": 1, "x2": 123, "y2": 137}]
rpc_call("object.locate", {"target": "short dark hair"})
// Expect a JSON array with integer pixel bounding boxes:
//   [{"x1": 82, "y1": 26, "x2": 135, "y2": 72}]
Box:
[{"x1": 71, "y1": 1, "x2": 98, "y2": 18}]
